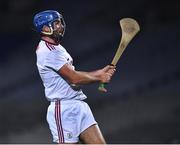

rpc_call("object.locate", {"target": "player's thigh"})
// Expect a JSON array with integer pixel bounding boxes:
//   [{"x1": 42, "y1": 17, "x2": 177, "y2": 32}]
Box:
[{"x1": 79, "y1": 124, "x2": 106, "y2": 144}]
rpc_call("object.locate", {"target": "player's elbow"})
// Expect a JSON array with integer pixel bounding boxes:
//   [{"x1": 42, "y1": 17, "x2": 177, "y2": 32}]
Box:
[
  {"x1": 70, "y1": 78, "x2": 83, "y2": 86},
  {"x1": 60, "y1": 68, "x2": 81, "y2": 85},
  {"x1": 69, "y1": 74, "x2": 87, "y2": 85},
  {"x1": 69, "y1": 78, "x2": 78, "y2": 85},
  {"x1": 68, "y1": 75, "x2": 81, "y2": 85},
  {"x1": 64, "y1": 71, "x2": 88, "y2": 85}
]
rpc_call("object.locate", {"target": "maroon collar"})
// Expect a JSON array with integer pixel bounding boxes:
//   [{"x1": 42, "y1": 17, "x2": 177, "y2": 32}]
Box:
[{"x1": 41, "y1": 39, "x2": 59, "y2": 46}]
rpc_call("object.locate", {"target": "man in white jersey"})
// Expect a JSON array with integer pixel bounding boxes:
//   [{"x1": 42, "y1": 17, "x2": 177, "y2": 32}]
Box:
[{"x1": 33, "y1": 10, "x2": 116, "y2": 144}]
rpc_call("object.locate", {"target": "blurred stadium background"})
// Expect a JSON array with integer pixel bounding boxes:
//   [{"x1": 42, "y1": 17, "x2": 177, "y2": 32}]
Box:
[{"x1": 0, "y1": 0, "x2": 180, "y2": 143}]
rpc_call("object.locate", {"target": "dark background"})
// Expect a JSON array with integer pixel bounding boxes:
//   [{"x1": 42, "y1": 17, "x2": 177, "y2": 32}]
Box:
[{"x1": 0, "y1": 0, "x2": 180, "y2": 143}]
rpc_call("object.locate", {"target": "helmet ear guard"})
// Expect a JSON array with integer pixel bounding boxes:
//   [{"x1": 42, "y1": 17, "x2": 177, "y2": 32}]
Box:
[{"x1": 41, "y1": 25, "x2": 54, "y2": 35}]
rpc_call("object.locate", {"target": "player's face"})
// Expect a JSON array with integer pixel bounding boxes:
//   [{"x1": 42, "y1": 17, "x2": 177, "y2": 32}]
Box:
[{"x1": 53, "y1": 19, "x2": 64, "y2": 36}]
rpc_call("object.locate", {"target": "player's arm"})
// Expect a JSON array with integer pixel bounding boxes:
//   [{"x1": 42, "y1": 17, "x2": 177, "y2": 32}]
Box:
[{"x1": 58, "y1": 63, "x2": 115, "y2": 85}]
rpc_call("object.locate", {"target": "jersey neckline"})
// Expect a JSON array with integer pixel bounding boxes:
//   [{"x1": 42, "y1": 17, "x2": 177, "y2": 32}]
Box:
[{"x1": 41, "y1": 39, "x2": 59, "y2": 46}]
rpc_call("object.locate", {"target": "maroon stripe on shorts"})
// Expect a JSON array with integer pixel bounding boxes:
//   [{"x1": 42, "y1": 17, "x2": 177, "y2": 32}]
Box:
[{"x1": 55, "y1": 100, "x2": 64, "y2": 143}]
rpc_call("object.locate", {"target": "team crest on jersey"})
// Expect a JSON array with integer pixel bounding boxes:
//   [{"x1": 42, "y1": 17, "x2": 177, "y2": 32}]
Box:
[{"x1": 67, "y1": 132, "x2": 73, "y2": 139}]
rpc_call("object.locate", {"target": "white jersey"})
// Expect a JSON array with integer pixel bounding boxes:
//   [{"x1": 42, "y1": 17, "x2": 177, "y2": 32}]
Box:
[{"x1": 36, "y1": 40, "x2": 87, "y2": 101}]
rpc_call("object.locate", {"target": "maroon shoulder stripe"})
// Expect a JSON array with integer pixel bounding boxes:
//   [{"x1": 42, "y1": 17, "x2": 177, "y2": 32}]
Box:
[
  {"x1": 49, "y1": 44, "x2": 56, "y2": 50},
  {"x1": 46, "y1": 42, "x2": 56, "y2": 50},
  {"x1": 45, "y1": 42, "x2": 52, "y2": 51}
]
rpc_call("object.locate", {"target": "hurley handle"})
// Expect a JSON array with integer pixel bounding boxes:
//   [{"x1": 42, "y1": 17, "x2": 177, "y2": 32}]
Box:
[
  {"x1": 98, "y1": 83, "x2": 107, "y2": 92},
  {"x1": 98, "y1": 64, "x2": 114, "y2": 92}
]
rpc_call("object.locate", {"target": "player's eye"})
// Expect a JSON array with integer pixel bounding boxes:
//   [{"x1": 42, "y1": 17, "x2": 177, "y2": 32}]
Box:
[
  {"x1": 54, "y1": 21, "x2": 61, "y2": 28},
  {"x1": 54, "y1": 20, "x2": 60, "y2": 25}
]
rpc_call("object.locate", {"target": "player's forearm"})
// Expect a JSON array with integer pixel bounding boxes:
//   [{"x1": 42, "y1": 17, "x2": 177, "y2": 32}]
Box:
[
  {"x1": 59, "y1": 64, "x2": 115, "y2": 85},
  {"x1": 70, "y1": 70, "x2": 101, "y2": 85}
]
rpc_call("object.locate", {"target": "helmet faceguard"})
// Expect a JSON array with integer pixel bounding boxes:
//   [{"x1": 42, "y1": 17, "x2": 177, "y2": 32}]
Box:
[{"x1": 33, "y1": 10, "x2": 66, "y2": 41}]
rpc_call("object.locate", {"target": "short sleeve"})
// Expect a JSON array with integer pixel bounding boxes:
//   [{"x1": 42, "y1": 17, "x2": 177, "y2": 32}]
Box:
[{"x1": 44, "y1": 50, "x2": 67, "y2": 71}]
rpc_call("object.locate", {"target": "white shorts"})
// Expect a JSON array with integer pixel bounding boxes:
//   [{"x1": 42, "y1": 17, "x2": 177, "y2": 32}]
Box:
[{"x1": 46, "y1": 100, "x2": 97, "y2": 143}]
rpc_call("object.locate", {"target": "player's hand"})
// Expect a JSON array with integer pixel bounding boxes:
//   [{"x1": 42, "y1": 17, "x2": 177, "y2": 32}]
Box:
[
  {"x1": 99, "y1": 65, "x2": 116, "y2": 83},
  {"x1": 107, "y1": 65, "x2": 116, "y2": 75}
]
